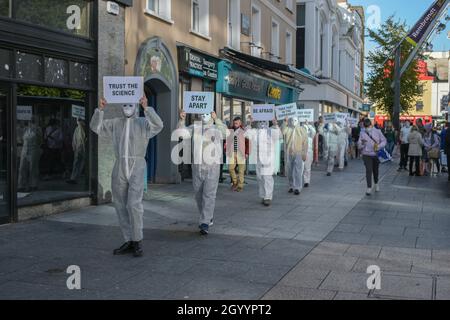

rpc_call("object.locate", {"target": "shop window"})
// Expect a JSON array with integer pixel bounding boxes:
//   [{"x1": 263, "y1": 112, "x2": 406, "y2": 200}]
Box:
[
  {"x1": 7, "y1": 0, "x2": 92, "y2": 38},
  {"x1": 0, "y1": 48, "x2": 12, "y2": 78},
  {"x1": 70, "y1": 62, "x2": 91, "y2": 88},
  {"x1": 45, "y1": 57, "x2": 68, "y2": 85},
  {"x1": 0, "y1": 0, "x2": 10, "y2": 17},
  {"x1": 16, "y1": 85, "x2": 89, "y2": 207},
  {"x1": 16, "y1": 51, "x2": 43, "y2": 82},
  {"x1": 416, "y1": 101, "x2": 424, "y2": 112}
]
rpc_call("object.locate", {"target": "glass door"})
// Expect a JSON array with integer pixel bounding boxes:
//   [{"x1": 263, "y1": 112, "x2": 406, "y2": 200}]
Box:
[{"x1": 0, "y1": 83, "x2": 11, "y2": 223}]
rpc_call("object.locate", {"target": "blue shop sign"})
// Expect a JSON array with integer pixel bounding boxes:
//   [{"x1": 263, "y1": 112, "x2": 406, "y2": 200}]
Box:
[{"x1": 217, "y1": 61, "x2": 297, "y2": 104}]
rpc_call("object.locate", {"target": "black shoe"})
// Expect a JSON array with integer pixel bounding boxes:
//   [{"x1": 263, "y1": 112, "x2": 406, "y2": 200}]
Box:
[
  {"x1": 327, "y1": 173, "x2": 331, "y2": 177},
  {"x1": 113, "y1": 242, "x2": 134, "y2": 255},
  {"x1": 199, "y1": 224, "x2": 209, "y2": 236},
  {"x1": 288, "y1": 188, "x2": 294, "y2": 193},
  {"x1": 263, "y1": 199, "x2": 272, "y2": 207},
  {"x1": 294, "y1": 190, "x2": 300, "y2": 195},
  {"x1": 304, "y1": 183, "x2": 309, "y2": 188},
  {"x1": 132, "y1": 241, "x2": 143, "y2": 257}
]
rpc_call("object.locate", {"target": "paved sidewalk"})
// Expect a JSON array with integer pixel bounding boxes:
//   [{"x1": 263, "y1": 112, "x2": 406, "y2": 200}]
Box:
[{"x1": 0, "y1": 158, "x2": 449, "y2": 300}]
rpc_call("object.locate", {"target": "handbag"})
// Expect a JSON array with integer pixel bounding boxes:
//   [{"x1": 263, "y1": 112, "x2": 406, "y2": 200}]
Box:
[
  {"x1": 365, "y1": 131, "x2": 380, "y2": 152},
  {"x1": 428, "y1": 148, "x2": 440, "y2": 159}
]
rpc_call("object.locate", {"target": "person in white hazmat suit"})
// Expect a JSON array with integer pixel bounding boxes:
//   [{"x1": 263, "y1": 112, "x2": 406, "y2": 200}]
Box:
[
  {"x1": 90, "y1": 97, "x2": 163, "y2": 257},
  {"x1": 282, "y1": 117, "x2": 308, "y2": 195},
  {"x1": 302, "y1": 121, "x2": 316, "y2": 188},
  {"x1": 67, "y1": 118, "x2": 86, "y2": 184},
  {"x1": 18, "y1": 119, "x2": 43, "y2": 192},
  {"x1": 337, "y1": 121, "x2": 351, "y2": 170},
  {"x1": 320, "y1": 121, "x2": 340, "y2": 176},
  {"x1": 177, "y1": 110, "x2": 227, "y2": 236},
  {"x1": 246, "y1": 117, "x2": 281, "y2": 207}
]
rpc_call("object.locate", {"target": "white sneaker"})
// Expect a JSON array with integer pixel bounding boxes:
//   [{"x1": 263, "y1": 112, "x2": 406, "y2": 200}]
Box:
[
  {"x1": 366, "y1": 188, "x2": 372, "y2": 196},
  {"x1": 375, "y1": 184, "x2": 380, "y2": 192}
]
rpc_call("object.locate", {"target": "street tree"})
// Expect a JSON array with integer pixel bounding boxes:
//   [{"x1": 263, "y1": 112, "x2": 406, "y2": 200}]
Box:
[{"x1": 365, "y1": 16, "x2": 422, "y2": 117}]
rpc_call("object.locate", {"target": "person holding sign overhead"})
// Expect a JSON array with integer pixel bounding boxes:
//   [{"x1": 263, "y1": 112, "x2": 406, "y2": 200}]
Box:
[
  {"x1": 178, "y1": 109, "x2": 227, "y2": 236},
  {"x1": 90, "y1": 96, "x2": 163, "y2": 257},
  {"x1": 282, "y1": 117, "x2": 308, "y2": 195}
]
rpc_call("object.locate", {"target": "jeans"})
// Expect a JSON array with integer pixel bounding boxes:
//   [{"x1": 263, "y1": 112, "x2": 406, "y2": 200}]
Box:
[
  {"x1": 409, "y1": 156, "x2": 421, "y2": 175},
  {"x1": 386, "y1": 141, "x2": 395, "y2": 156},
  {"x1": 400, "y1": 144, "x2": 409, "y2": 168},
  {"x1": 363, "y1": 155, "x2": 380, "y2": 188}
]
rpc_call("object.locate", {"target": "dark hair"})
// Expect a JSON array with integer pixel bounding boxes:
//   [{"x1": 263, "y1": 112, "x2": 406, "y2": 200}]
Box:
[
  {"x1": 363, "y1": 118, "x2": 372, "y2": 128},
  {"x1": 233, "y1": 117, "x2": 242, "y2": 122}
]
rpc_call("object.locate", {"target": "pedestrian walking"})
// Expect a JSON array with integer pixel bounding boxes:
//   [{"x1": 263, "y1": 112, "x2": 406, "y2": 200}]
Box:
[
  {"x1": 384, "y1": 123, "x2": 396, "y2": 156},
  {"x1": 423, "y1": 124, "x2": 441, "y2": 175},
  {"x1": 358, "y1": 118, "x2": 387, "y2": 196},
  {"x1": 398, "y1": 121, "x2": 411, "y2": 171}
]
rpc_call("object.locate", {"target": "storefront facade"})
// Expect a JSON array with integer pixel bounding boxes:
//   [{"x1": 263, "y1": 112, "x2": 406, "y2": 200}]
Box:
[
  {"x1": 0, "y1": 0, "x2": 131, "y2": 223},
  {"x1": 216, "y1": 61, "x2": 299, "y2": 125}
]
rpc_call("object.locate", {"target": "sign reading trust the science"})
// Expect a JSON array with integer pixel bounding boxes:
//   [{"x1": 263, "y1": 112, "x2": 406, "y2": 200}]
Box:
[
  {"x1": 103, "y1": 76, "x2": 144, "y2": 104},
  {"x1": 183, "y1": 91, "x2": 214, "y2": 114}
]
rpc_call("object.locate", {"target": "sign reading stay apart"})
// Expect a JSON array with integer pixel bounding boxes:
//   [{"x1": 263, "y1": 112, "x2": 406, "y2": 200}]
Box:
[
  {"x1": 275, "y1": 103, "x2": 297, "y2": 120},
  {"x1": 183, "y1": 91, "x2": 214, "y2": 114},
  {"x1": 103, "y1": 76, "x2": 144, "y2": 104},
  {"x1": 17, "y1": 105, "x2": 32, "y2": 121},
  {"x1": 72, "y1": 105, "x2": 85, "y2": 120},
  {"x1": 297, "y1": 109, "x2": 314, "y2": 123},
  {"x1": 252, "y1": 104, "x2": 275, "y2": 122}
]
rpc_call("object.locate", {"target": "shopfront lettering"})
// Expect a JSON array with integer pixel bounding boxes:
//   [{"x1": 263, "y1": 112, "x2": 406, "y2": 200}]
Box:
[
  {"x1": 267, "y1": 84, "x2": 282, "y2": 100},
  {"x1": 228, "y1": 72, "x2": 262, "y2": 93}
]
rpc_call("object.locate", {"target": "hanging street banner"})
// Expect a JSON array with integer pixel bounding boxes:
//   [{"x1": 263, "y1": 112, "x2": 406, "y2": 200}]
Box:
[
  {"x1": 183, "y1": 91, "x2": 215, "y2": 114},
  {"x1": 103, "y1": 76, "x2": 144, "y2": 104},
  {"x1": 252, "y1": 104, "x2": 275, "y2": 122},
  {"x1": 297, "y1": 109, "x2": 314, "y2": 123},
  {"x1": 275, "y1": 103, "x2": 297, "y2": 120},
  {"x1": 406, "y1": 0, "x2": 448, "y2": 47}
]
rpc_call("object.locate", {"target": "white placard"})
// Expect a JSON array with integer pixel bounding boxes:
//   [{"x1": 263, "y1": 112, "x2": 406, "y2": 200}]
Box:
[
  {"x1": 183, "y1": 91, "x2": 214, "y2": 114},
  {"x1": 347, "y1": 117, "x2": 359, "y2": 128},
  {"x1": 72, "y1": 105, "x2": 85, "y2": 120},
  {"x1": 252, "y1": 104, "x2": 275, "y2": 122},
  {"x1": 323, "y1": 113, "x2": 337, "y2": 124},
  {"x1": 275, "y1": 103, "x2": 297, "y2": 120},
  {"x1": 297, "y1": 109, "x2": 314, "y2": 123},
  {"x1": 17, "y1": 105, "x2": 32, "y2": 121},
  {"x1": 336, "y1": 112, "x2": 348, "y2": 125},
  {"x1": 103, "y1": 76, "x2": 144, "y2": 104}
]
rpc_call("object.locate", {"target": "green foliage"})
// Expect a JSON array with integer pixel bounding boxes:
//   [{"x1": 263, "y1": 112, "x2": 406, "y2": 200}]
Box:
[
  {"x1": 365, "y1": 16, "x2": 421, "y2": 117},
  {"x1": 18, "y1": 85, "x2": 85, "y2": 100}
]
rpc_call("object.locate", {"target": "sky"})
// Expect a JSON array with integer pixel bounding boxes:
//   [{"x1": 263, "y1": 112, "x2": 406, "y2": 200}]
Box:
[{"x1": 350, "y1": 0, "x2": 449, "y2": 72}]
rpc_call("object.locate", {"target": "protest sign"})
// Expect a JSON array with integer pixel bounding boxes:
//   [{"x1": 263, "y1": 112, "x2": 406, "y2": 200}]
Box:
[
  {"x1": 72, "y1": 105, "x2": 85, "y2": 120},
  {"x1": 275, "y1": 103, "x2": 297, "y2": 120},
  {"x1": 323, "y1": 113, "x2": 336, "y2": 124},
  {"x1": 347, "y1": 117, "x2": 359, "y2": 128},
  {"x1": 335, "y1": 113, "x2": 348, "y2": 125},
  {"x1": 17, "y1": 106, "x2": 32, "y2": 121},
  {"x1": 103, "y1": 76, "x2": 144, "y2": 104},
  {"x1": 183, "y1": 91, "x2": 214, "y2": 114},
  {"x1": 297, "y1": 109, "x2": 314, "y2": 123},
  {"x1": 252, "y1": 104, "x2": 275, "y2": 122}
]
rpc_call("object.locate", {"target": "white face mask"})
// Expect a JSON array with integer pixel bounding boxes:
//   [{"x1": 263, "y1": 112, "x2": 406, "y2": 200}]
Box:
[
  {"x1": 201, "y1": 113, "x2": 212, "y2": 124},
  {"x1": 122, "y1": 104, "x2": 137, "y2": 118},
  {"x1": 290, "y1": 118, "x2": 299, "y2": 127},
  {"x1": 258, "y1": 121, "x2": 269, "y2": 129}
]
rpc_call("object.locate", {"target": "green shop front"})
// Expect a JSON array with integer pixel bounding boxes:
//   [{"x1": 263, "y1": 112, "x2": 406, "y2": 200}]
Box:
[{"x1": 216, "y1": 61, "x2": 298, "y2": 126}]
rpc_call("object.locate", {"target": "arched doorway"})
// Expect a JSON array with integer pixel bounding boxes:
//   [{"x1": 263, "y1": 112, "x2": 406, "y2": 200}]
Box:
[{"x1": 135, "y1": 37, "x2": 179, "y2": 184}]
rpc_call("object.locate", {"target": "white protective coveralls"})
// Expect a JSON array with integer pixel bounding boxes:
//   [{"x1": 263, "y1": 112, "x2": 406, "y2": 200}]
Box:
[
  {"x1": 18, "y1": 123, "x2": 42, "y2": 190},
  {"x1": 246, "y1": 121, "x2": 281, "y2": 201},
  {"x1": 282, "y1": 118, "x2": 308, "y2": 192},
  {"x1": 90, "y1": 103, "x2": 163, "y2": 242},
  {"x1": 321, "y1": 122, "x2": 340, "y2": 174},
  {"x1": 337, "y1": 122, "x2": 351, "y2": 170},
  {"x1": 177, "y1": 114, "x2": 227, "y2": 227},
  {"x1": 70, "y1": 120, "x2": 86, "y2": 181},
  {"x1": 302, "y1": 123, "x2": 316, "y2": 185}
]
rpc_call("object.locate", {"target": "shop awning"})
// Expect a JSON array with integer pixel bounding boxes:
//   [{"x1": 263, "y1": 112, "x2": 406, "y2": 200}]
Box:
[{"x1": 221, "y1": 47, "x2": 319, "y2": 86}]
